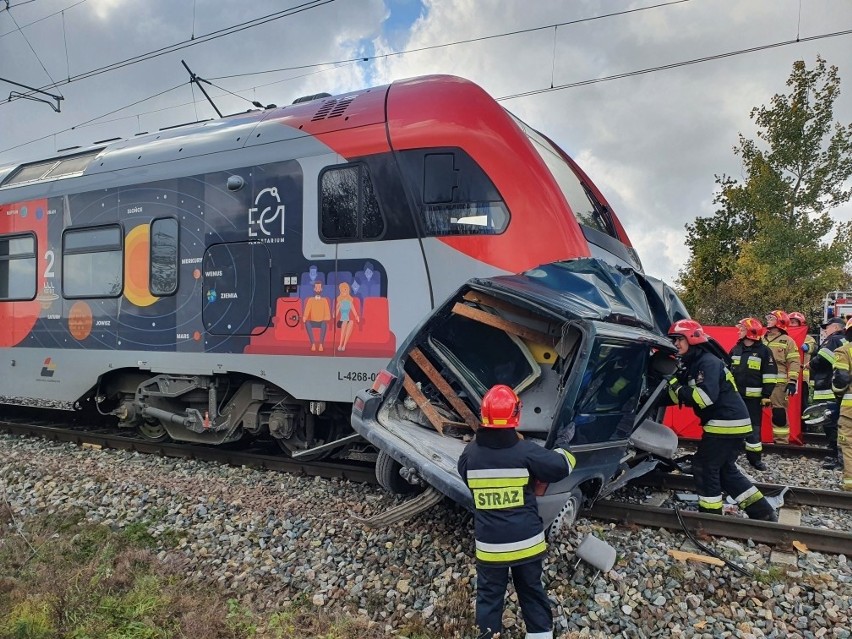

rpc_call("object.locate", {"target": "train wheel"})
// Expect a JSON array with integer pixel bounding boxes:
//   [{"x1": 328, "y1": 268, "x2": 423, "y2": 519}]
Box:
[
  {"x1": 137, "y1": 421, "x2": 169, "y2": 442},
  {"x1": 375, "y1": 449, "x2": 420, "y2": 495}
]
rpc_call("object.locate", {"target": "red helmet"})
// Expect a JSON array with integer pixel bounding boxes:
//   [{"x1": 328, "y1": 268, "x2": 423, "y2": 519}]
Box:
[
  {"x1": 766, "y1": 310, "x2": 790, "y2": 331},
  {"x1": 737, "y1": 317, "x2": 766, "y2": 341},
  {"x1": 788, "y1": 311, "x2": 806, "y2": 326},
  {"x1": 668, "y1": 319, "x2": 708, "y2": 345},
  {"x1": 481, "y1": 384, "x2": 521, "y2": 428}
]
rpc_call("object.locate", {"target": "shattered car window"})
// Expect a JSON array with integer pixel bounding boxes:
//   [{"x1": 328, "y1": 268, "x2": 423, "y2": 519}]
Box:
[
  {"x1": 428, "y1": 315, "x2": 540, "y2": 398},
  {"x1": 573, "y1": 340, "x2": 648, "y2": 443}
]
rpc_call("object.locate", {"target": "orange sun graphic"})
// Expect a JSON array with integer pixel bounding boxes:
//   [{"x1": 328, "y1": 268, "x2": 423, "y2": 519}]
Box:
[{"x1": 124, "y1": 224, "x2": 157, "y2": 307}]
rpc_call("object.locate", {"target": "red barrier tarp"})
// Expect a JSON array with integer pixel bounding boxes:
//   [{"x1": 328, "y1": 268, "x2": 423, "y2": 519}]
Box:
[{"x1": 663, "y1": 326, "x2": 807, "y2": 445}]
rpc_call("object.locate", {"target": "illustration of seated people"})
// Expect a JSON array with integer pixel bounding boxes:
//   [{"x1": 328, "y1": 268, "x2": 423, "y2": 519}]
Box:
[
  {"x1": 302, "y1": 281, "x2": 331, "y2": 352},
  {"x1": 298, "y1": 264, "x2": 327, "y2": 300},
  {"x1": 247, "y1": 260, "x2": 395, "y2": 357},
  {"x1": 301, "y1": 264, "x2": 325, "y2": 288},
  {"x1": 354, "y1": 261, "x2": 381, "y2": 298},
  {"x1": 335, "y1": 282, "x2": 361, "y2": 352}
]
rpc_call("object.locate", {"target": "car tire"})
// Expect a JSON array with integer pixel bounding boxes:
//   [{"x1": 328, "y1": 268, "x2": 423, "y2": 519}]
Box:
[
  {"x1": 546, "y1": 487, "x2": 583, "y2": 540},
  {"x1": 375, "y1": 449, "x2": 420, "y2": 495}
]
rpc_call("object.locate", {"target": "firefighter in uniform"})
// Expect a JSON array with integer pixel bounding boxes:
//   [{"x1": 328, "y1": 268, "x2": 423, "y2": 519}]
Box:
[
  {"x1": 458, "y1": 384, "x2": 575, "y2": 639},
  {"x1": 729, "y1": 317, "x2": 777, "y2": 471},
  {"x1": 666, "y1": 320, "x2": 777, "y2": 521},
  {"x1": 763, "y1": 310, "x2": 801, "y2": 444},
  {"x1": 811, "y1": 317, "x2": 846, "y2": 469},
  {"x1": 830, "y1": 319, "x2": 852, "y2": 488},
  {"x1": 789, "y1": 311, "x2": 816, "y2": 413}
]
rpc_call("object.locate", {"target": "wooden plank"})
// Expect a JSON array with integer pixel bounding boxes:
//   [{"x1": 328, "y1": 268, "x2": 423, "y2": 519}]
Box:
[
  {"x1": 452, "y1": 302, "x2": 557, "y2": 347},
  {"x1": 462, "y1": 290, "x2": 544, "y2": 322},
  {"x1": 667, "y1": 549, "x2": 725, "y2": 566},
  {"x1": 409, "y1": 347, "x2": 479, "y2": 431},
  {"x1": 402, "y1": 373, "x2": 446, "y2": 435}
]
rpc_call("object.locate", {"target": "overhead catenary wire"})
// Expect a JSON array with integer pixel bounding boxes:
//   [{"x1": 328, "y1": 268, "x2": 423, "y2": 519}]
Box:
[
  {"x1": 3, "y1": 26, "x2": 851, "y2": 159},
  {"x1": 495, "y1": 28, "x2": 852, "y2": 102},
  {"x1": 207, "y1": 0, "x2": 693, "y2": 82},
  {"x1": 0, "y1": 0, "x2": 88, "y2": 39},
  {"x1": 0, "y1": 81, "x2": 186, "y2": 156},
  {"x1": 3, "y1": 3, "x2": 64, "y2": 97},
  {"x1": 1, "y1": 2, "x2": 849, "y2": 159},
  {"x1": 0, "y1": 61, "x2": 353, "y2": 157},
  {"x1": 0, "y1": 0, "x2": 340, "y2": 105}
]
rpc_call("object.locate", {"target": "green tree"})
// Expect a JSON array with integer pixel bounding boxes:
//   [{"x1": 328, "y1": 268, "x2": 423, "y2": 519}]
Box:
[{"x1": 678, "y1": 55, "x2": 852, "y2": 325}]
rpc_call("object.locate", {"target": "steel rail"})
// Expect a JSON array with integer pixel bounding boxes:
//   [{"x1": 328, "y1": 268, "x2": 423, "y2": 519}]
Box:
[
  {"x1": 588, "y1": 500, "x2": 852, "y2": 555},
  {"x1": 632, "y1": 472, "x2": 852, "y2": 511},
  {"x1": 679, "y1": 440, "x2": 830, "y2": 459},
  {"x1": 0, "y1": 420, "x2": 377, "y2": 485}
]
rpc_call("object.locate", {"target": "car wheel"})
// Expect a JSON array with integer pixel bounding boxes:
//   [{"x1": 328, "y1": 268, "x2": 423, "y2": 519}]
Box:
[
  {"x1": 375, "y1": 449, "x2": 420, "y2": 495},
  {"x1": 546, "y1": 488, "x2": 583, "y2": 540}
]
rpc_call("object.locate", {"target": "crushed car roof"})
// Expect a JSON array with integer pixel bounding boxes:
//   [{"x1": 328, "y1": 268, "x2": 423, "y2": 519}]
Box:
[{"x1": 468, "y1": 258, "x2": 688, "y2": 336}]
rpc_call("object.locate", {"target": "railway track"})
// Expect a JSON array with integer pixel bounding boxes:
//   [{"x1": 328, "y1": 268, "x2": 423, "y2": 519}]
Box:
[
  {"x1": 635, "y1": 471, "x2": 852, "y2": 510},
  {"x1": 3, "y1": 405, "x2": 849, "y2": 554},
  {"x1": 588, "y1": 499, "x2": 852, "y2": 555},
  {"x1": 0, "y1": 408, "x2": 376, "y2": 485}
]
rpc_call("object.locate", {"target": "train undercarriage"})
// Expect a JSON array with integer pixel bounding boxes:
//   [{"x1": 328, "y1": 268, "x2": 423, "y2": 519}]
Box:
[{"x1": 88, "y1": 369, "x2": 370, "y2": 461}]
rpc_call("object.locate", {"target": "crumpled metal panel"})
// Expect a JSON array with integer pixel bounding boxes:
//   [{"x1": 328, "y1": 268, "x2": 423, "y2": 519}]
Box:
[{"x1": 470, "y1": 258, "x2": 688, "y2": 337}]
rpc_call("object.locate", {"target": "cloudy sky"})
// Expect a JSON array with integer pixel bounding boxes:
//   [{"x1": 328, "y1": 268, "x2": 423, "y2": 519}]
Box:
[{"x1": 1, "y1": 0, "x2": 850, "y2": 284}]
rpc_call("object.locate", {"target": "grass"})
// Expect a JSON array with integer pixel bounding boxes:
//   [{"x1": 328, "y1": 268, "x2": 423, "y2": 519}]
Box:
[{"x1": 0, "y1": 505, "x2": 480, "y2": 639}]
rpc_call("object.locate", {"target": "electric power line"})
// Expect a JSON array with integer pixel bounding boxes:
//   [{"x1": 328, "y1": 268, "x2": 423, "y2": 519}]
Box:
[
  {"x1": 207, "y1": 0, "x2": 692, "y2": 82},
  {"x1": 496, "y1": 28, "x2": 852, "y2": 101},
  {"x1": 0, "y1": 0, "x2": 87, "y2": 39},
  {"x1": 0, "y1": 0, "x2": 339, "y2": 105}
]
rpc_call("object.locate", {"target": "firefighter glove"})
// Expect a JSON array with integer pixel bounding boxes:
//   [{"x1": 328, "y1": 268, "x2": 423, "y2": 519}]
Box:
[
  {"x1": 668, "y1": 375, "x2": 683, "y2": 395},
  {"x1": 785, "y1": 381, "x2": 797, "y2": 396},
  {"x1": 761, "y1": 398, "x2": 771, "y2": 406}
]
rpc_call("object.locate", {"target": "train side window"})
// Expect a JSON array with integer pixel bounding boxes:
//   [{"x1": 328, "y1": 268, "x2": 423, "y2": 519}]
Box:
[
  {"x1": 150, "y1": 217, "x2": 179, "y2": 296},
  {"x1": 319, "y1": 163, "x2": 386, "y2": 242},
  {"x1": 62, "y1": 224, "x2": 123, "y2": 298},
  {"x1": 0, "y1": 233, "x2": 37, "y2": 301},
  {"x1": 398, "y1": 148, "x2": 509, "y2": 237}
]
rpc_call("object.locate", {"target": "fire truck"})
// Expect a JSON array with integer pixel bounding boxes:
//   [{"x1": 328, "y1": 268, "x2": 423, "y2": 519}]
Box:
[{"x1": 822, "y1": 291, "x2": 852, "y2": 324}]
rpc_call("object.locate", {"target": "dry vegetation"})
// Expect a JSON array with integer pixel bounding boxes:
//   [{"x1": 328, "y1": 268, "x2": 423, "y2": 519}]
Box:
[{"x1": 0, "y1": 502, "x2": 477, "y2": 639}]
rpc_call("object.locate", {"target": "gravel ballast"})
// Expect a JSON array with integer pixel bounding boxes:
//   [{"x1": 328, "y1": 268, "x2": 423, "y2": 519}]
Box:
[{"x1": 1, "y1": 433, "x2": 850, "y2": 638}]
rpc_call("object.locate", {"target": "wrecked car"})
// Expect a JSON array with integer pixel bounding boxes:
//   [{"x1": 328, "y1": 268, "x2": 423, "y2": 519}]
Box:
[{"x1": 351, "y1": 258, "x2": 689, "y2": 535}]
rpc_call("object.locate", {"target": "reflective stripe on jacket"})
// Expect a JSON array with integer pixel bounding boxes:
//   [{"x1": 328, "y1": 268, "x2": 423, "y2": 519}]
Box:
[
  {"x1": 667, "y1": 346, "x2": 752, "y2": 436},
  {"x1": 729, "y1": 340, "x2": 777, "y2": 399},
  {"x1": 833, "y1": 341, "x2": 852, "y2": 418},
  {"x1": 458, "y1": 431, "x2": 574, "y2": 565},
  {"x1": 763, "y1": 332, "x2": 801, "y2": 383},
  {"x1": 811, "y1": 333, "x2": 846, "y2": 400}
]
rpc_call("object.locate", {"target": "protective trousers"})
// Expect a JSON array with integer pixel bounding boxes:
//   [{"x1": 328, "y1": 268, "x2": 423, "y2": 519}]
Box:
[
  {"x1": 824, "y1": 421, "x2": 839, "y2": 457},
  {"x1": 770, "y1": 384, "x2": 790, "y2": 444},
  {"x1": 476, "y1": 559, "x2": 552, "y2": 639},
  {"x1": 839, "y1": 416, "x2": 852, "y2": 491},
  {"x1": 693, "y1": 435, "x2": 776, "y2": 520},
  {"x1": 743, "y1": 397, "x2": 764, "y2": 466}
]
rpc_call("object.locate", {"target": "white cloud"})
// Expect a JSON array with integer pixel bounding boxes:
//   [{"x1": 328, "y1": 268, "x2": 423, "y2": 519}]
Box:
[{"x1": 1, "y1": 0, "x2": 850, "y2": 287}]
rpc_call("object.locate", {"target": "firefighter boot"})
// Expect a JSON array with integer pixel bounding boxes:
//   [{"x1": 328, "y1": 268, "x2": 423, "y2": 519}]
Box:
[
  {"x1": 744, "y1": 497, "x2": 777, "y2": 522},
  {"x1": 746, "y1": 451, "x2": 767, "y2": 471}
]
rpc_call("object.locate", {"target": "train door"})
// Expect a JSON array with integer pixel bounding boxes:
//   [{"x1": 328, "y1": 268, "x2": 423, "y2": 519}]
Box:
[
  {"x1": 309, "y1": 154, "x2": 431, "y2": 358},
  {"x1": 201, "y1": 241, "x2": 271, "y2": 337},
  {"x1": 394, "y1": 148, "x2": 512, "y2": 306}
]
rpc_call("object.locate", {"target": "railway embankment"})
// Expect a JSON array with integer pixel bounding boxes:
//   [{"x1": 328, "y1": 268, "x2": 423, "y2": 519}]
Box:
[{"x1": 1, "y1": 432, "x2": 850, "y2": 638}]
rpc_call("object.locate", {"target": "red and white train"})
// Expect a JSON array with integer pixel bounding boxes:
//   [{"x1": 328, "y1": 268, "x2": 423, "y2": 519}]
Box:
[{"x1": 0, "y1": 74, "x2": 641, "y2": 458}]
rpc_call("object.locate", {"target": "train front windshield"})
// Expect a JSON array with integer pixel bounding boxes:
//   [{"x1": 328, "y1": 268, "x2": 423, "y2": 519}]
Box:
[{"x1": 510, "y1": 114, "x2": 615, "y2": 237}]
